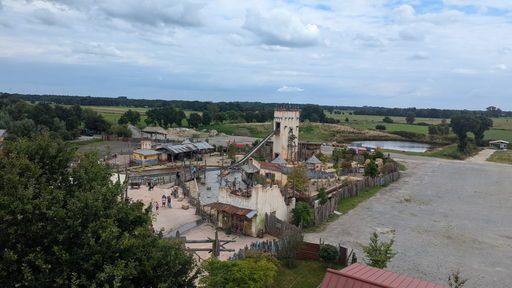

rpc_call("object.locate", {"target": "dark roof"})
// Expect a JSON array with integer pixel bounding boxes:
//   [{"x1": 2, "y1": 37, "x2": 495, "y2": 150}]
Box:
[
  {"x1": 306, "y1": 155, "x2": 322, "y2": 164},
  {"x1": 271, "y1": 155, "x2": 287, "y2": 165},
  {"x1": 204, "y1": 203, "x2": 253, "y2": 216},
  {"x1": 259, "y1": 162, "x2": 282, "y2": 172},
  {"x1": 156, "y1": 142, "x2": 213, "y2": 154},
  {"x1": 320, "y1": 264, "x2": 448, "y2": 288}
]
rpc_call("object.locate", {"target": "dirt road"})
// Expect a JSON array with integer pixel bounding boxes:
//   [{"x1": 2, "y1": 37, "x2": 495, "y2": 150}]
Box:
[{"x1": 305, "y1": 153, "x2": 512, "y2": 287}]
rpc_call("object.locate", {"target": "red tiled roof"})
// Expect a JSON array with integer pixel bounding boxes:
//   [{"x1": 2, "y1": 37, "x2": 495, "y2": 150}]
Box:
[
  {"x1": 320, "y1": 264, "x2": 448, "y2": 288},
  {"x1": 204, "y1": 202, "x2": 252, "y2": 216}
]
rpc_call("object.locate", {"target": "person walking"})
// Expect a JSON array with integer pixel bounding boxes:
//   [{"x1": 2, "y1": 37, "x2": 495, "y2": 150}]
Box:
[
  {"x1": 161, "y1": 194, "x2": 167, "y2": 207},
  {"x1": 167, "y1": 196, "x2": 172, "y2": 208}
]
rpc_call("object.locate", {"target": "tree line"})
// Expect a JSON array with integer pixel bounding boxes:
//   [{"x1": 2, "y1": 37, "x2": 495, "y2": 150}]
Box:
[{"x1": 353, "y1": 106, "x2": 510, "y2": 118}]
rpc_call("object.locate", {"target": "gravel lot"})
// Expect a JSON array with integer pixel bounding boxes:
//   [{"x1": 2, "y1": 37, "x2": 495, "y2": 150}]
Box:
[{"x1": 305, "y1": 153, "x2": 512, "y2": 288}]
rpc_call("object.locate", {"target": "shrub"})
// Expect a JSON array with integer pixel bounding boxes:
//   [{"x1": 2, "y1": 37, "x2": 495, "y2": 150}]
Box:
[
  {"x1": 319, "y1": 244, "x2": 339, "y2": 264},
  {"x1": 317, "y1": 187, "x2": 328, "y2": 205},
  {"x1": 382, "y1": 116, "x2": 394, "y2": 123},
  {"x1": 292, "y1": 202, "x2": 314, "y2": 227},
  {"x1": 375, "y1": 125, "x2": 386, "y2": 130}
]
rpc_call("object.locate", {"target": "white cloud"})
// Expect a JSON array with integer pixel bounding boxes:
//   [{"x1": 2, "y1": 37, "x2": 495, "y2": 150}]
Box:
[
  {"x1": 494, "y1": 64, "x2": 507, "y2": 70},
  {"x1": 244, "y1": 9, "x2": 319, "y2": 47},
  {"x1": 277, "y1": 86, "x2": 304, "y2": 92}
]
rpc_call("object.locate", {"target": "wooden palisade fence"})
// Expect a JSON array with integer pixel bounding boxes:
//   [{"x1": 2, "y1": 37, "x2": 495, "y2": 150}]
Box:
[{"x1": 314, "y1": 171, "x2": 400, "y2": 225}]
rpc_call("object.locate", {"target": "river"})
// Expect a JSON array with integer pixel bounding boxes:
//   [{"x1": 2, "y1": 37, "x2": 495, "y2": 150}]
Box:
[{"x1": 350, "y1": 140, "x2": 431, "y2": 152}]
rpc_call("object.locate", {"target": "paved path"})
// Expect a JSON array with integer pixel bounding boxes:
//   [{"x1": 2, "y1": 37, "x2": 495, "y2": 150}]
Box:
[
  {"x1": 305, "y1": 154, "x2": 512, "y2": 288},
  {"x1": 465, "y1": 148, "x2": 495, "y2": 163}
]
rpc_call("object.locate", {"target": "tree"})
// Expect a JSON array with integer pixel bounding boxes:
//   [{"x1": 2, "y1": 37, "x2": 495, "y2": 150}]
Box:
[
  {"x1": 317, "y1": 187, "x2": 328, "y2": 205},
  {"x1": 118, "y1": 109, "x2": 141, "y2": 125},
  {"x1": 0, "y1": 134, "x2": 198, "y2": 287},
  {"x1": 382, "y1": 116, "x2": 394, "y2": 123},
  {"x1": 188, "y1": 112, "x2": 202, "y2": 128},
  {"x1": 450, "y1": 114, "x2": 479, "y2": 152},
  {"x1": 287, "y1": 164, "x2": 309, "y2": 193},
  {"x1": 364, "y1": 160, "x2": 379, "y2": 177},
  {"x1": 345, "y1": 117, "x2": 349, "y2": 122},
  {"x1": 470, "y1": 114, "x2": 492, "y2": 146},
  {"x1": 200, "y1": 252, "x2": 278, "y2": 288},
  {"x1": 405, "y1": 112, "x2": 415, "y2": 124},
  {"x1": 361, "y1": 232, "x2": 397, "y2": 269},
  {"x1": 227, "y1": 144, "x2": 237, "y2": 161},
  {"x1": 202, "y1": 111, "x2": 212, "y2": 125},
  {"x1": 107, "y1": 124, "x2": 132, "y2": 137},
  {"x1": 448, "y1": 270, "x2": 467, "y2": 288},
  {"x1": 82, "y1": 108, "x2": 111, "y2": 132},
  {"x1": 291, "y1": 202, "x2": 314, "y2": 227}
]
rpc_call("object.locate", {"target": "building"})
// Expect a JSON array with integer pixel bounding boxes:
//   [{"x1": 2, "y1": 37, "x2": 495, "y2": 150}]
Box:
[
  {"x1": 489, "y1": 140, "x2": 509, "y2": 150},
  {"x1": 254, "y1": 160, "x2": 289, "y2": 186},
  {"x1": 156, "y1": 141, "x2": 213, "y2": 162},
  {"x1": 132, "y1": 149, "x2": 162, "y2": 165},
  {"x1": 205, "y1": 184, "x2": 295, "y2": 236},
  {"x1": 320, "y1": 263, "x2": 448, "y2": 288},
  {"x1": 272, "y1": 109, "x2": 300, "y2": 162},
  {"x1": 306, "y1": 155, "x2": 322, "y2": 171},
  {"x1": 140, "y1": 138, "x2": 152, "y2": 150}
]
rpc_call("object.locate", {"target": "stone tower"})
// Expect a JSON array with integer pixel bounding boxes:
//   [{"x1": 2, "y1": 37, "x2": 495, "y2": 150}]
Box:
[{"x1": 272, "y1": 109, "x2": 300, "y2": 162}]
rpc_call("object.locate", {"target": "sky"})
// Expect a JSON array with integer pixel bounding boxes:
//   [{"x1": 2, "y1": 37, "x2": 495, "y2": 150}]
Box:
[{"x1": 0, "y1": 0, "x2": 511, "y2": 110}]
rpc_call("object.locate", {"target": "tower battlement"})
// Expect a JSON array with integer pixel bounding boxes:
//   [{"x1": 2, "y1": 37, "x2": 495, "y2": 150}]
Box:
[{"x1": 272, "y1": 109, "x2": 300, "y2": 162}]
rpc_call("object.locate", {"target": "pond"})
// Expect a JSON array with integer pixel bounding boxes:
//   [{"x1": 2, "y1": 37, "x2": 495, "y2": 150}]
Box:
[{"x1": 350, "y1": 141, "x2": 432, "y2": 153}]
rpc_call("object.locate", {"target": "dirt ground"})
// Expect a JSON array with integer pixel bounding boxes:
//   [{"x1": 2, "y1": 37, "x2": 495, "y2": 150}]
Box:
[
  {"x1": 305, "y1": 153, "x2": 512, "y2": 288},
  {"x1": 127, "y1": 184, "x2": 200, "y2": 237}
]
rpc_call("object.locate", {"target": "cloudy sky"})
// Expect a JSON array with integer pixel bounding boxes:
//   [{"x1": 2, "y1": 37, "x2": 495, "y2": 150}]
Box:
[{"x1": 0, "y1": 0, "x2": 511, "y2": 109}]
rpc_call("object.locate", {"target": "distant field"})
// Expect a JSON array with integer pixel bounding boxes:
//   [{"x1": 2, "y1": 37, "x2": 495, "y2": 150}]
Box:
[
  {"x1": 484, "y1": 129, "x2": 512, "y2": 142},
  {"x1": 326, "y1": 110, "x2": 512, "y2": 143},
  {"x1": 326, "y1": 111, "x2": 445, "y2": 125},
  {"x1": 350, "y1": 123, "x2": 428, "y2": 134}
]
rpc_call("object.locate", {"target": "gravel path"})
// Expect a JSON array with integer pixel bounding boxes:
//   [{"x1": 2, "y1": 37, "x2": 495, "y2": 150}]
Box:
[{"x1": 305, "y1": 154, "x2": 512, "y2": 288}]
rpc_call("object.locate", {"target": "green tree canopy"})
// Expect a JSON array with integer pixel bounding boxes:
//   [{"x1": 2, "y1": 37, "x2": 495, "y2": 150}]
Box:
[
  {"x1": 287, "y1": 164, "x2": 309, "y2": 193},
  {"x1": 200, "y1": 253, "x2": 278, "y2": 288},
  {"x1": 118, "y1": 109, "x2": 141, "y2": 125},
  {"x1": 0, "y1": 134, "x2": 198, "y2": 287},
  {"x1": 291, "y1": 202, "x2": 314, "y2": 227},
  {"x1": 364, "y1": 160, "x2": 379, "y2": 177},
  {"x1": 450, "y1": 114, "x2": 480, "y2": 152},
  {"x1": 405, "y1": 112, "x2": 415, "y2": 124},
  {"x1": 361, "y1": 232, "x2": 397, "y2": 269},
  {"x1": 188, "y1": 113, "x2": 202, "y2": 128}
]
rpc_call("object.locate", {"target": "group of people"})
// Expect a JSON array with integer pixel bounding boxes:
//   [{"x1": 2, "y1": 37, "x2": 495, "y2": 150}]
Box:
[{"x1": 153, "y1": 188, "x2": 180, "y2": 212}]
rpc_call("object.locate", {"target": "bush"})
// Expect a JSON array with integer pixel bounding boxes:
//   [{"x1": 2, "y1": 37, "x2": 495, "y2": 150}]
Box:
[
  {"x1": 292, "y1": 202, "x2": 314, "y2": 227},
  {"x1": 319, "y1": 244, "x2": 339, "y2": 263},
  {"x1": 382, "y1": 116, "x2": 394, "y2": 123},
  {"x1": 375, "y1": 125, "x2": 386, "y2": 130},
  {"x1": 317, "y1": 188, "x2": 328, "y2": 205}
]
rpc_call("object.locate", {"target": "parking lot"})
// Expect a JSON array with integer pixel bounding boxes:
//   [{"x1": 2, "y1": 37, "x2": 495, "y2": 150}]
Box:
[{"x1": 305, "y1": 153, "x2": 512, "y2": 287}]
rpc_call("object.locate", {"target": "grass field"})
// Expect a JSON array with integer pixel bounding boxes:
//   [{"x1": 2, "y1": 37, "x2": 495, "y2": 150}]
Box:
[
  {"x1": 487, "y1": 150, "x2": 512, "y2": 164},
  {"x1": 326, "y1": 110, "x2": 512, "y2": 143},
  {"x1": 273, "y1": 260, "x2": 341, "y2": 288}
]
